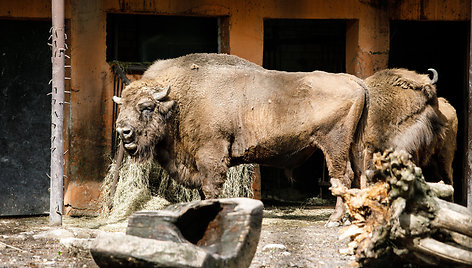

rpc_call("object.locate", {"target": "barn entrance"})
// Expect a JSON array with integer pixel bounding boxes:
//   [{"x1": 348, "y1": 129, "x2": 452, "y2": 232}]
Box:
[
  {"x1": 106, "y1": 14, "x2": 220, "y2": 63},
  {"x1": 389, "y1": 20, "x2": 469, "y2": 204},
  {"x1": 261, "y1": 19, "x2": 347, "y2": 204},
  {"x1": 0, "y1": 20, "x2": 52, "y2": 215}
]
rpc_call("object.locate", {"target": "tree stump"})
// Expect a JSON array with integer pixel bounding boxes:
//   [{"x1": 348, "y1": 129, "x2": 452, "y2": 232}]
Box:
[{"x1": 332, "y1": 150, "x2": 472, "y2": 267}]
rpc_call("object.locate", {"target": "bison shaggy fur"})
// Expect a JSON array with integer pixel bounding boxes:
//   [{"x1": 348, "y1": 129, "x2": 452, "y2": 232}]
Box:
[
  {"x1": 352, "y1": 68, "x2": 457, "y2": 187},
  {"x1": 114, "y1": 53, "x2": 369, "y2": 223}
]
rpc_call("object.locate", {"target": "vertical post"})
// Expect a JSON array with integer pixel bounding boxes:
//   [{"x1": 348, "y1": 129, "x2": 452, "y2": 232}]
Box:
[
  {"x1": 50, "y1": 0, "x2": 65, "y2": 225},
  {"x1": 251, "y1": 165, "x2": 262, "y2": 200},
  {"x1": 467, "y1": 0, "x2": 472, "y2": 209}
]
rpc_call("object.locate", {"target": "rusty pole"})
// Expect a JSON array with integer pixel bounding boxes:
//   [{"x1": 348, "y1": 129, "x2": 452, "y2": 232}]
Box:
[
  {"x1": 50, "y1": 0, "x2": 65, "y2": 225},
  {"x1": 467, "y1": 0, "x2": 472, "y2": 209}
]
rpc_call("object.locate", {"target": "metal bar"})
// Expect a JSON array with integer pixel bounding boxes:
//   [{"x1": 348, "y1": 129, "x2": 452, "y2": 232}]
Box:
[
  {"x1": 123, "y1": 65, "x2": 149, "y2": 72},
  {"x1": 50, "y1": 0, "x2": 65, "y2": 226},
  {"x1": 111, "y1": 74, "x2": 117, "y2": 157},
  {"x1": 109, "y1": 63, "x2": 133, "y2": 159},
  {"x1": 112, "y1": 64, "x2": 131, "y2": 85}
]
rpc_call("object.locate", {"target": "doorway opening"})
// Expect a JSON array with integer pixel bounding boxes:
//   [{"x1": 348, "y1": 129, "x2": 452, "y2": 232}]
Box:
[
  {"x1": 261, "y1": 19, "x2": 347, "y2": 204},
  {"x1": 0, "y1": 20, "x2": 52, "y2": 215},
  {"x1": 389, "y1": 20, "x2": 469, "y2": 204},
  {"x1": 106, "y1": 14, "x2": 221, "y2": 63}
]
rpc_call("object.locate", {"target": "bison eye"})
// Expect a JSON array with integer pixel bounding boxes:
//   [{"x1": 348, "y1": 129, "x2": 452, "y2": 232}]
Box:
[{"x1": 138, "y1": 101, "x2": 156, "y2": 117}]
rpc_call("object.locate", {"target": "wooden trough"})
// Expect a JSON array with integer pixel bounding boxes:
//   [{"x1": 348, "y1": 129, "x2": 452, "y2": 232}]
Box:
[
  {"x1": 333, "y1": 150, "x2": 472, "y2": 267},
  {"x1": 90, "y1": 198, "x2": 263, "y2": 267}
]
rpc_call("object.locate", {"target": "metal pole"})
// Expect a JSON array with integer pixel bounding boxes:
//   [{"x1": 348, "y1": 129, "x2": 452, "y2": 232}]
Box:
[
  {"x1": 467, "y1": 0, "x2": 472, "y2": 209},
  {"x1": 50, "y1": 0, "x2": 65, "y2": 225}
]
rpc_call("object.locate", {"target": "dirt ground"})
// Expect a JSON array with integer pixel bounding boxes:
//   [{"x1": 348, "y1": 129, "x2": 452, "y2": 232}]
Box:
[{"x1": 0, "y1": 206, "x2": 354, "y2": 267}]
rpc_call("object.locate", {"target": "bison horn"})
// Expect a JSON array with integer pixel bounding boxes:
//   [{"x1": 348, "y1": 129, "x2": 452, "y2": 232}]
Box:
[
  {"x1": 428, "y1": 68, "x2": 438, "y2": 84},
  {"x1": 152, "y1": 85, "x2": 171, "y2": 101},
  {"x1": 112, "y1": 96, "x2": 123, "y2": 105}
]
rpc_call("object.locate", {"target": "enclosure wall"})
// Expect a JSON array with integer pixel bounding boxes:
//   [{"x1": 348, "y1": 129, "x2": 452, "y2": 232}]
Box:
[{"x1": 0, "y1": 0, "x2": 469, "y2": 215}]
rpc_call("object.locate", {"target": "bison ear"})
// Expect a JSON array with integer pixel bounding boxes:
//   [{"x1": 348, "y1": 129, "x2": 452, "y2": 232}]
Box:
[
  {"x1": 112, "y1": 96, "x2": 123, "y2": 105},
  {"x1": 422, "y1": 84, "x2": 437, "y2": 100},
  {"x1": 158, "y1": 100, "x2": 175, "y2": 115},
  {"x1": 152, "y1": 85, "x2": 171, "y2": 101}
]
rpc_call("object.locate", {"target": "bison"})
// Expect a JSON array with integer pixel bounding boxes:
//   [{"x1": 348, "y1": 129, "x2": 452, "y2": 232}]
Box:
[
  {"x1": 113, "y1": 53, "x2": 368, "y2": 224},
  {"x1": 351, "y1": 68, "x2": 457, "y2": 188},
  {"x1": 421, "y1": 97, "x2": 457, "y2": 186}
]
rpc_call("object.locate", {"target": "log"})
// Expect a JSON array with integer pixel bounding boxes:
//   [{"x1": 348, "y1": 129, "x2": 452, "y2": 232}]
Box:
[
  {"x1": 426, "y1": 182, "x2": 454, "y2": 200},
  {"x1": 91, "y1": 233, "x2": 213, "y2": 267},
  {"x1": 435, "y1": 197, "x2": 472, "y2": 217},
  {"x1": 433, "y1": 206, "x2": 472, "y2": 237},
  {"x1": 91, "y1": 198, "x2": 263, "y2": 268},
  {"x1": 335, "y1": 150, "x2": 472, "y2": 267},
  {"x1": 413, "y1": 238, "x2": 472, "y2": 265},
  {"x1": 443, "y1": 229, "x2": 472, "y2": 249}
]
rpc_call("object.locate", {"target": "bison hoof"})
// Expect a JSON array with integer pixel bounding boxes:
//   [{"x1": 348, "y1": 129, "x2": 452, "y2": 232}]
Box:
[
  {"x1": 326, "y1": 209, "x2": 351, "y2": 228},
  {"x1": 325, "y1": 217, "x2": 351, "y2": 228},
  {"x1": 325, "y1": 221, "x2": 341, "y2": 228}
]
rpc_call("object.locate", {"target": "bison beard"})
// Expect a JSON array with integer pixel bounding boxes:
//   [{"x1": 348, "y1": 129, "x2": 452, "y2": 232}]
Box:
[{"x1": 113, "y1": 53, "x2": 368, "y2": 224}]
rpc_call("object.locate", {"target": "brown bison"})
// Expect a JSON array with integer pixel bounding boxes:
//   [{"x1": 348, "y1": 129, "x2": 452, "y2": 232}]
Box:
[
  {"x1": 351, "y1": 68, "x2": 457, "y2": 187},
  {"x1": 113, "y1": 53, "x2": 368, "y2": 224},
  {"x1": 421, "y1": 97, "x2": 457, "y2": 185}
]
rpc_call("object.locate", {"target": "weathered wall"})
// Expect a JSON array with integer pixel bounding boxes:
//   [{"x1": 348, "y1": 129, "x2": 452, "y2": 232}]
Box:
[
  {"x1": 99, "y1": 0, "x2": 391, "y2": 76},
  {"x1": 391, "y1": 0, "x2": 470, "y2": 20},
  {"x1": 0, "y1": 0, "x2": 470, "y2": 214},
  {"x1": 66, "y1": 0, "x2": 108, "y2": 215},
  {"x1": 0, "y1": 0, "x2": 76, "y2": 214}
]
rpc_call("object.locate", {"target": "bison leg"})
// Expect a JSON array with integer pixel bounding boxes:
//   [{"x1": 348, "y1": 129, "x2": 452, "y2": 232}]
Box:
[
  {"x1": 319, "y1": 141, "x2": 356, "y2": 226},
  {"x1": 327, "y1": 172, "x2": 352, "y2": 226},
  {"x1": 195, "y1": 141, "x2": 231, "y2": 199},
  {"x1": 325, "y1": 153, "x2": 354, "y2": 226}
]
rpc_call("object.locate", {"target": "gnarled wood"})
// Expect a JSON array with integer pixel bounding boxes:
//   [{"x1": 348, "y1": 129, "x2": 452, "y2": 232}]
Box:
[
  {"x1": 335, "y1": 150, "x2": 472, "y2": 267},
  {"x1": 426, "y1": 182, "x2": 454, "y2": 200}
]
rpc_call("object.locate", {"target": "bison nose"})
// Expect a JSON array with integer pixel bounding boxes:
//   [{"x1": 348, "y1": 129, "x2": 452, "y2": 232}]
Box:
[{"x1": 116, "y1": 126, "x2": 134, "y2": 141}]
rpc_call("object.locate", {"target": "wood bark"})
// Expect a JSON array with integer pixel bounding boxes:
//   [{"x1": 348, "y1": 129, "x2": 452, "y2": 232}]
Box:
[{"x1": 334, "y1": 150, "x2": 472, "y2": 267}]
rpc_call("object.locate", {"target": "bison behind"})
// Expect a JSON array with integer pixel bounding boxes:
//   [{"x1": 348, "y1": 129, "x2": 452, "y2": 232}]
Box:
[{"x1": 352, "y1": 68, "x2": 457, "y2": 188}]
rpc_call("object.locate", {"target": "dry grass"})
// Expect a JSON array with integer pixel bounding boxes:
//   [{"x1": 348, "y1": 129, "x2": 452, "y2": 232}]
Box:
[{"x1": 96, "y1": 156, "x2": 254, "y2": 226}]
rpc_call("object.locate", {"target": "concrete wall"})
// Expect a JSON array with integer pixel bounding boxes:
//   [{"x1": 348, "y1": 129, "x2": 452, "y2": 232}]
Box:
[{"x1": 0, "y1": 0, "x2": 470, "y2": 215}]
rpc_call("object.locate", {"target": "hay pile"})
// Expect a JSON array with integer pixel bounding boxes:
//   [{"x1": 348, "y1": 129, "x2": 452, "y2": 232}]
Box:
[{"x1": 98, "y1": 156, "x2": 255, "y2": 225}]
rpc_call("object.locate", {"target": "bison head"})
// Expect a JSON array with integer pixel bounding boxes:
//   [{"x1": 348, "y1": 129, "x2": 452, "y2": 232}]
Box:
[
  {"x1": 113, "y1": 81, "x2": 175, "y2": 161},
  {"x1": 375, "y1": 68, "x2": 438, "y2": 101}
]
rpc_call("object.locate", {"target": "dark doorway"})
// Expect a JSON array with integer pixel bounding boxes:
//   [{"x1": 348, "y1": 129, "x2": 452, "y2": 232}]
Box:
[
  {"x1": 262, "y1": 19, "x2": 347, "y2": 203},
  {"x1": 389, "y1": 20, "x2": 469, "y2": 204},
  {"x1": 0, "y1": 20, "x2": 52, "y2": 215},
  {"x1": 106, "y1": 14, "x2": 219, "y2": 62}
]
